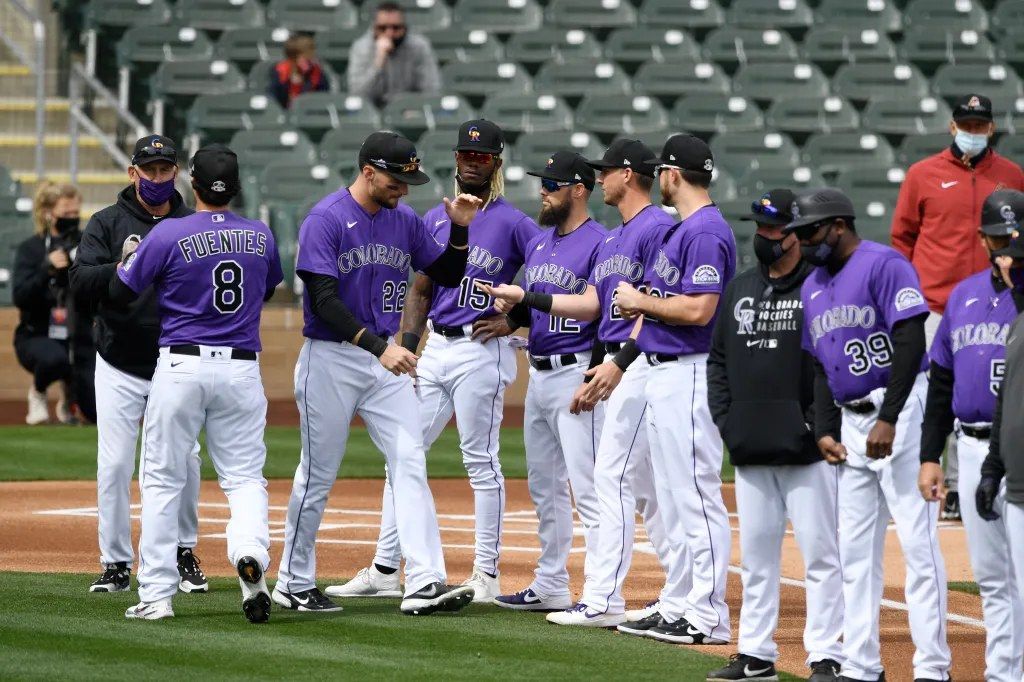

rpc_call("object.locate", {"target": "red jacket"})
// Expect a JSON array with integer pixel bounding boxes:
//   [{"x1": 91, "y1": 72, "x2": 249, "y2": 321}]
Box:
[{"x1": 891, "y1": 147, "x2": 1024, "y2": 313}]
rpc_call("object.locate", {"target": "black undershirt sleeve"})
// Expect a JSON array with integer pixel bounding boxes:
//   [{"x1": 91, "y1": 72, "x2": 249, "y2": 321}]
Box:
[
  {"x1": 814, "y1": 359, "x2": 842, "y2": 441},
  {"x1": 920, "y1": 362, "x2": 955, "y2": 464},
  {"x1": 877, "y1": 314, "x2": 927, "y2": 424},
  {"x1": 420, "y1": 223, "x2": 469, "y2": 287},
  {"x1": 583, "y1": 336, "x2": 607, "y2": 382},
  {"x1": 507, "y1": 302, "x2": 532, "y2": 329},
  {"x1": 300, "y1": 271, "x2": 387, "y2": 357}
]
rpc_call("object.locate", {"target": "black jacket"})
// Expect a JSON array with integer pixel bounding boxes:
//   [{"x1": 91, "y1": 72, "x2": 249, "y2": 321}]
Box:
[
  {"x1": 69, "y1": 186, "x2": 192, "y2": 379},
  {"x1": 13, "y1": 233, "x2": 69, "y2": 339},
  {"x1": 983, "y1": 310, "x2": 1024, "y2": 505},
  {"x1": 707, "y1": 260, "x2": 821, "y2": 467}
]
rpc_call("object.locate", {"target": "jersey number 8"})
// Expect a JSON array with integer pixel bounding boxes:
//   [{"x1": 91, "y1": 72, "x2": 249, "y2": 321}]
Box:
[
  {"x1": 844, "y1": 332, "x2": 893, "y2": 376},
  {"x1": 213, "y1": 261, "x2": 243, "y2": 314}
]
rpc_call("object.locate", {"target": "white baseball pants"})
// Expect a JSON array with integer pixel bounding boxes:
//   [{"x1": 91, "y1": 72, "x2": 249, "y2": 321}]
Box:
[
  {"x1": 1004, "y1": 502, "x2": 1024, "y2": 682},
  {"x1": 925, "y1": 312, "x2": 958, "y2": 490}
]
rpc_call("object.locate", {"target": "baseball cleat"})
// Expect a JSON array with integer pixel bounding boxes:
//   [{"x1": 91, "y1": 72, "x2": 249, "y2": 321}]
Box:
[
  {"x1": 400, "y1": 582, "x2": 475, "y2": 616},
  {"x1": 624, "y1": 599, "x2": 660, "y2": 622},
  {"x1": 493, "y1": 588, "x2": 572, "y2": 612},
  {"x1": 808, "y1": 658, "x2": 842, "y2": 681},
  {"x1": 462, "y1": 568, "x2": 500, "y2": 603},
  {"x1": 236, "y1": 556, "x2": 271, "y2": 624},
  {"x1": 177, "y1": 547, "x2": 209, "y2": 593},
  {"x1": 941, "y1": 491, "x2": 961, "y2": 521},
  {"x1": 838, "y1": 675, "x2": 885, "y2": 682},
  {"x1": 706, "y1": 654, "x2": 778, "y2": 681},
  {"x1": 90, "y1": 562, "x2": 131, "y2": 593},
  {"x1": 647, "y1": 616, "x2": 727, "y2": 645},
  {"x1": 615, "y1": 613, "x2": 663, "y2": 638},
  {"x1": 325, "y1": 565, "x2": 402, "y2": 598},
  {"x1": 545, "y1": 603, "x2": 626, "y2": 628},
  {"x1": 125, "y1": 598, "x2": 174, "y2": 620},
  {"x1": 271, "y1": 586, "x2": 343, "y2": 612}
]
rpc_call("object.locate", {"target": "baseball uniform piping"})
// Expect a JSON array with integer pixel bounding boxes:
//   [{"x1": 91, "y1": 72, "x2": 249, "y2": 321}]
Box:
[
  {"x1": 691, "y1": 362, "x2": 723, "y2": 639},
  {"x1": 284, "y1": 340, "x2": 314, "y2": 593},
  {"x1": 918, "y1": 390, "x2": 948, "y2": 662},
  {"x1": 137, "y1": 391, "x2": 153, "y2": 578},
  {"x1": 604, "y1": 402, "x2": 648, "y2": 611},
  {"x1": 483, "y1": 341, "x2": 505, "y2": 575}
]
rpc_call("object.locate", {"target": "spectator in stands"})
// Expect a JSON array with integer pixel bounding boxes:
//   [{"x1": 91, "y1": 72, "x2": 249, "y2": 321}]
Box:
[
  {"x1": 347, "y1": 1, "x2": 441, "y2": 109},
  {"x1": 12, "y1": 181, "x2": 86, "y2": 425},
  {"x1": 892, "y1": 93, "x2": 1024, "y2": 520},
  {"x1": 268, "y1": 33, "x2": 330, "y2": 109}
]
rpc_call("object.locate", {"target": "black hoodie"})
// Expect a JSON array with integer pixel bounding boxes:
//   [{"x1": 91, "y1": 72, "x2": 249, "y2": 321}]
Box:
[{"x1": 69, "y1": 185, "x2": 193, "y2": 380}]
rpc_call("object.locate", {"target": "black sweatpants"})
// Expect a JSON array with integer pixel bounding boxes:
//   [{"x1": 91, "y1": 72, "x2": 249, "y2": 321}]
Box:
[{"x1": 14, "y1": 334, "x2": 71, "y2": 393}]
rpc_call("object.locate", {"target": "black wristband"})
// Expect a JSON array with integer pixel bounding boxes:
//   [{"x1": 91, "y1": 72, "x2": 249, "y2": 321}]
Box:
[
  {"x1": 400, "y1": 332, "x2": 420, "y2": 353},
  {"x1": 449, "y1": 222, "x2": 468, "y2": 249},
  {"x1": 522, "y1": 291, "x2": 553, "y2": 313},
  {"x1": 611, "y1": 339, "x2": 641, "y2": 372},
  {"x1": 356, "y1": 329, "x2": 388, "y2": 357}
]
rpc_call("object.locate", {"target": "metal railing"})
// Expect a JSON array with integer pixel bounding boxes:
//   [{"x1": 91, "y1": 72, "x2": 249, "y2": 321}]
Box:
[
  {"x1": 68, "y1": 61, "x2": 148, "y2": 181},
  {"x1": 0, "y1": 0, "x2": 46, "y2": 180}
]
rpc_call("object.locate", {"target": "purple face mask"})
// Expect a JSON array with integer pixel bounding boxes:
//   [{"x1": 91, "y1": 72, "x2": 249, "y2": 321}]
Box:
[{"x1": 137, "y1": 175, "x2": 176, "y2": 206}]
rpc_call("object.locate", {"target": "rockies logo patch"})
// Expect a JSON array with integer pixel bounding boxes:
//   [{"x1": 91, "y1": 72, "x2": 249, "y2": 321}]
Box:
[
  {"x1": 692, "y1": 264, "x2": 720, "y2": 285},
  {"x1": 894, "y1": 287, "x2": 925, "y2": 312}
]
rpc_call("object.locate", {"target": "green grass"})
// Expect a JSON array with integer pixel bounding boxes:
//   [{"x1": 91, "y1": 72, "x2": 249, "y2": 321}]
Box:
[
  {"x1": 0, "y1": 426, "x2": 736, "y2": 483},
  {"x1": 949, "y1": 581, "x2": 980, "y2": 595},
  {"x1": 0, "y1": 572, "x2": 798, "y2": 681}
]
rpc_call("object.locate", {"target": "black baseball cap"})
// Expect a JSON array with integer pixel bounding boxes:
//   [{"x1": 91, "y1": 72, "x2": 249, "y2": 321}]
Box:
[
  {"x1": 646, "y1": 134, "x2": 714, "y2": 174},
  {"x1": 741, "y1": 188, "x2": 796, "y2": 226},
  {"x1": 453, "y1": 119, "x2": 505, "y2": 155},
  {"x1": 981, "y1": 189, "x2": 1024, "y2": 237},
  {"x1": 585, "y1": 138, "x2": 656, "y2": 178},
  {"x1": 526, "y1": 151, "x2": 596, "y2": 191},
  {"x1": 132, "y1": 135, "x2": 177, "y2": 166},
  {"x1": 189, "y1": 143, "x2": 240, "y2": 195},
  {"x1": 953, "y1": 94, "x2": 994, "y2": 123},
  {"x1": 358, "y1": 131, "x2": 430, "y2": 185},
  {"x1": 783, "y1": 188, "x2": 857, "y2": 233}
]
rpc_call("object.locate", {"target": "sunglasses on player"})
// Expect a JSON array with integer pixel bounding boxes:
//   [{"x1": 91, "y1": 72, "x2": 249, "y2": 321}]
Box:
[
  {"x1": 456, "y1": 150, "x2": 496, "y2": 164},
  {"x1": 540, "y1": 178, "x2": 575, "y2": 192}
]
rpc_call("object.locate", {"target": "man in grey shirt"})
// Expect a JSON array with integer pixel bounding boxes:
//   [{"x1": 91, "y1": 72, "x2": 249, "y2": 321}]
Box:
[{"x1": 347, "y1": 1, "x2": 441, "y2": 109}]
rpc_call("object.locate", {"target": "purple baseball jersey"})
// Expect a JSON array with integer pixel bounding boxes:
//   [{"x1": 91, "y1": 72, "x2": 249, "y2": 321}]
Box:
[
  {"x1": 297, "y1": 188, "x2": 445, "y2": 341},
  {"x1": 423, "y1": 197, "x2": 540, "y2": 326},
  {"x1": 117, "y1": 210, "x2": 283, "y2": 351},
  {"x1": 931, "y1": 270, "x2": 1016, "y2": 423},
  {"x1": 587, "y1": 204, "x2": 676, "y2": 343},
  {"x1": 637, "y1": 205, "x2": 737, "y2": 355},
  {"x1": 801, "y1": 240, "x2": 930, "y2": 403},
  {"x1": 523, "y1": 219, "x2": 606, "y2": 356}
]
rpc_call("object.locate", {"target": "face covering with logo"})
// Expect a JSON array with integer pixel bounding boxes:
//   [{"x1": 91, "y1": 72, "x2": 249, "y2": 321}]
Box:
[
  {"x1": 753, "y1": 234, "x2": 790, "y2": 266},
  {"x1": 137, "y1": 176, "x2": 176, "y2": 206},
  {"x1": 955, "y1": 128, "x2": 989, "y2": 157},
  {"x1": 800, "y1": 225, "x2": 836, "y2": 267}
]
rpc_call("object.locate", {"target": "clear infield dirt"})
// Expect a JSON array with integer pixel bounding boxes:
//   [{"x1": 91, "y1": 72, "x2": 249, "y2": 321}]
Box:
[{"x1": 0, "y1": 479, "x2": 986, "y2": 682}]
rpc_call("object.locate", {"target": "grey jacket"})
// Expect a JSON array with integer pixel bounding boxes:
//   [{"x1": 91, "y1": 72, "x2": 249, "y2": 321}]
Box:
[
  {"x1": 346, "y1": 32, "x2": 441, "y2": 108},
  {"x1": 984, "y1": 309, "x2": 1024, "y2": 504}
]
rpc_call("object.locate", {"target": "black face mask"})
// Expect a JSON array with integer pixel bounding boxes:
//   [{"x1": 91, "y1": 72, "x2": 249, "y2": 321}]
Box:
[
  {"x1": 753, "y1": 234, "x2": 790, "y2": 266},
  {"x1": 54, "y1": 216, "x2": 80, "y2": 235},
  {"x1": 800, "y1": 224, "x2": 836, "y2": 266},
  {"x1": 392, "y1": 32, "x2": 406, "y2": 49}
]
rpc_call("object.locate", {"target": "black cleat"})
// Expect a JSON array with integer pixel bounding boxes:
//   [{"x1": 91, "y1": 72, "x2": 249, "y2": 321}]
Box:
[
  {"x1": 941, "y1": 491, "x2": 961, "y2": 521},
  {"x1": 808, "y1": 658, "x2": 842, "y2": 681},
  {"x1": 236, "y1": 556, "x2": 271, "y2": 624},
  {"x1": 400, "y1": 582, "x2": 475, "y2": 616},
  {"x1": 648, "y1": 616, "x2": 728, "y2": 645},
  {"x1": 271, "y1": 586, "x2": 343, "y2": 612},
  {"x1": 706, "y1": 654, "x2": 779, "y2": 681},
  {"x1": 177, "y1": 546, "x2": 209, "y2": 593},
  {"x1": 89, "y1": 562, "x2": 131, "y2": 593},
  {"x1": 616, "y1": 613, "x2": 663, "y2": 638}
]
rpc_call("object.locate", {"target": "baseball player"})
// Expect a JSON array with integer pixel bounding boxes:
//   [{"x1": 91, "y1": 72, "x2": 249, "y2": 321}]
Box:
[
  {"x1": 789, "y1": 188, "x2": 951, "y2": 682},
  {"x1": 111, "y1": 145, "x2": 283, "y2": 622},
  {"x1": 275, "y1": 131, "x2": 480, "y2": 616},
  {"x1": 482, "y1": 138, "x2": 679, "y2": 627},
  {"x1": 920, "y1": 190, "x2": 1024, "y2": 682},
  {"x1": 337, "y1": 120, "x2": 540, "y2": 604},
  {"x1": 70, "y1": 135, "x2": 206, "y2": 595},
  {"x1": 705, "y1": 188, "x2": 844, "y2": 682}
]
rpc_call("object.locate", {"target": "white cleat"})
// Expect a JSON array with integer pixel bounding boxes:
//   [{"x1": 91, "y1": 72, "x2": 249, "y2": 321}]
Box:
[
  {"x1": 624, "y1": 599, "x2": 660, "y2": 622},
  {"x1": 325, "y1": 565, "x2": 402, "y2": 598},
  {"x1": 125, "y1": 598, "x2": 174, "y2": 620},
  {"x1": 546, "y1": 603, "x2": 626, "y2": 628},
  {"x1": 25, "y1": 388, "x2": 48, "y2": 425},
  {"x1": 462, "y1": 568, "x2": 500, "y2": 603}
]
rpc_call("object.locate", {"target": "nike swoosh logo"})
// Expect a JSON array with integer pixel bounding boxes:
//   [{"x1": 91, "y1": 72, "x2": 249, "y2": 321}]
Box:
[
  {"x1": 294, "y1": 595, "x2": 312, "y2": 605},
  {"x1": 744, "y1": 664, "x2": 773, "y2": 676},
  {"x1": 810, "y1": 290, "x2": 822, "y2": 300},
  {"x1": 170, "y1": 361, "x2": 183, "y2": 367},
  {"x1": 966, "y1": 298, "x2": 978, "y2": 306},
  {"x1": 535, "y1": 243, "x2": 545, "y2": 251},
  {"x1": 346, "y1": 220, "x2": 358, "y2": 229},
  {"x1": 521, "y1": 593, "x2": 541, "y2": 603},
  {"x1": 746, "y1": 340, "x2": 762, "y2": 347},
  {"x1": 941, "y1": 181, "x2": 958, "y2": 189},
  {"x1": 605, "y1": 236, "x2": 614, "y2": 243},
  {"x1": 435, "y1": 219, "x2": 448, "y2": 227}
]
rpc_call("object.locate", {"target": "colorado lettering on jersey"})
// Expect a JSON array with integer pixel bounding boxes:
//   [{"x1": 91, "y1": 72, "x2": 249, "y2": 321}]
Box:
[
  {"x1": 592, "y1": 253, "x2": 644, "y2": 284},
  {"x1": 467, "y1": 245, "x2": 505, "y2": 275},
  {"x1": 652, "y1": 250, "x2": 680, "y2": 286},
  {"x1": 734, "y1": 296, "x2": 802, "y2": 335},
  {"x1": 809, "y1": 305, "x2": 877, "y2": 346},
  {"x1": 525, "y1": 262, "x2": 588, "y2": 294},
  {"x1": 336, "y1": 243, "x2": 412, "y2": 274},
  {"x1": 177, "y1": 229, "x2": 267, "y2": 263},
  {"x1": 951, "y1": 322, "x2": 1010, "y2": 354}
]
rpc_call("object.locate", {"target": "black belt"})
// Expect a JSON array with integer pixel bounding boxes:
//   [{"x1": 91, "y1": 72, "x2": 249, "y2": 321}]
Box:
[
  {"x1": 645, "y1": 353, "x2": 680, "y2": 364},
  {"x1": 529, "y1": 353, "x2": 579, "y2": 371},
  {"x1": 961, "y1": 425, "x2": 991, "y2": 439},
  {"x1": 169, "y1": 344, "x2": 257, "y2": 361},
  {"x1": 841, "y1": 400, "x2": 875, "y2": 414},
  {"x1": 431, "y1": 322, "x2": 466, "y2": 338}
]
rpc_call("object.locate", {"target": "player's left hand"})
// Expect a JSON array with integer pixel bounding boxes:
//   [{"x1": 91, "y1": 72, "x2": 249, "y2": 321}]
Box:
[
  {"x1": 865, "y1": 419, "x2": 896, "y2": 459},
  {"x1": 471, "y1": 314, "x2": 514, "y2": 342},
  {"x1": 614, "y1": 281, "x2": 644, "y2": 319},
  {"x1": 443, "y1": 193, "x2": 484, "y2": 226},
  {"x1": 917, "y1": 461, "x2": 946, "y2": 502},
  {"x1": 570, "y1": 361, "x2": 623, "y2": 414},
  {"x1": 976, "y1": 474, "x2": 1001, "y2": 521}
]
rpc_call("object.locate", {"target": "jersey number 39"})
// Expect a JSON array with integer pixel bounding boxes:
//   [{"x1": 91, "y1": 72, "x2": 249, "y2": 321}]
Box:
[{"x1": 844, "y1": 332, "x2": 893, "y2": 376}]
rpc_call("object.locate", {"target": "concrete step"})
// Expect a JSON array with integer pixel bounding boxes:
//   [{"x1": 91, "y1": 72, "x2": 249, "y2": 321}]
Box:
[
  {"x1": 0, "y1": 98, "x2": 121, "y2": 135},
  {"x1": 0, "y1": 65, "x2": 59, "y2": 98},
  {"x1": 0, "y1": 134, "x2": 119, "y2": 173},
  {"x1": 14, "y1": 171, "x2": 128, "y2": 207}
]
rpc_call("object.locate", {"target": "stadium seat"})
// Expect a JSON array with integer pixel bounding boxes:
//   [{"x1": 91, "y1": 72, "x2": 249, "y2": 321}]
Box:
[
  {"x1": 186, "y1": 93, "x2": 287, "y2": 145},
  {"x1": 358, "y1": 0, "x2": 452, "y2": 31},
  {"x1": 765, "y1": 95, "x2": 860, "y2": 137},
  {"x1": 501, "y1": 166, "x2": 542, "y2": 214},
  {"x1": 903, "y1": 0, "x2": 989, "y2": 32},
  {"x1": 116, "y1": 25, "x2": 215, "y2": 79},
  {"x1": 1008, "y1": 101, "x2": 1024, "y2": 135},
  {"x1": 800, "y1": 27, "x2": 898, "y2": 74},
  {"x1": 0, "y1": 197, "x2": 32, "y2": 306},
  {"x1": 997, "y1": 33, "x2": 1024, "y2": 74},
  {"x1": 897, "y1": 132, "x2": 954, "y2": 165},
  {"x1": 637, "y1": 0, "x2": 725, "y2": 33},
  {"x1": 711, "y1": 167, "x2": 739, "y2": 202},
  {"x1": 901, "y1": 28, "x2": 997, "y2": 74},
  {"x1": 439, "y1": 61, "x2": 532, "y2": 103},
  {"x1": 287, "y1": 92, "x2": 381, "y2": 142},
  {"x1": 533, "y1": 60, "x2": 631, "y2": 99},
  {"x1": 998, "y1": 136, "x2": 1024, "y2": 166},
  {"x1": 932, "y1": 63, "x2": 1024, "y2": 111},
  {"x1": 634, "y1": 61, "x2": 731, "y2": 101},
  {"x1": 452, "y1": 0, "x2": 543, "y2": 33},
  {"x1": 259, "y1": 160, "x2": 344, "y2": 207},
  {"x1": 813, "y1": 0, "x2": 902, "y2": 33},
  {"x1": 382, "y1": 94, "x2": 476, "y2": 140},
  {"x1": 230, "y1": 128, "x2": 318, "y2": 214},
  {"x1": 319, "y1": 123, "x2": 382, "y2": 177},
  {"x1": 671, "y1": 94, "x2": 764, "y2": 135},
  {"x1": 480, "y1": 93, "x2": 575, "y2": 134},
  {"x1": 603, "y1": 28, "x2": 702, "y2": 70},
  {"x1": 416, "y1": 130, "x2": 460, "y2": 176},
  {"x1": 836, "y1": 165, "x2": 906, "y2": 244},
  {"x1": 726, "y1": 0, "x2": 814, "y2": 31},
  {"x1": 574, "y1": 94, "x2": 670, "y2": 136},
  {"x1": 991, "y1": 0, "x2": 1024, "y2": 40},
  {"x1": 861, "y1": 96, "x2": 953, "y2": 136},
  {"x1": 801, "y1": 131, "x2": 897, "y2": 175},
  {"x1": 265, "y1": 0, "x2": 358, "y2": 32},
  {"x1": 0, "y1": 166, "x2": 19, "y2": 197},
  {"x1": 732, "y1": 62, "x2": 830, "y2": 103},
  {"x1": 735, "y1": 166, "x2": 826, "y2": 197},
  {"x1": 217, "y1": 28, "x2": 290, "y2": 74},
  {"x1": 702, "y1": 27, "x2": 800, "y2": 71},
  {"x1": 247, "y1": 59, "x2": 342, "y2": 94},
  {"x1": 422, "y1": 27, "x2": 504, "y2": 64},
  {"x1": 314, "y1": 28, "x2": 365, "y2": 74},
  {"x1": 832, "y1": 63, "x2": 930, "y2": 105},
  {"x1": 512, "y1": 130, "x2": 605, "y2": 169},
  {"x1": 710, "y1": 130, "x2": 801, "y2": 175},
  {"x1": 505, "y1": 29, "x2": 602, "y2": 68},
  {"x1": 174, "y1": 0, "x2": 264, "y2": 31},
  {"x1": 84, "y1": 0, "x2": 172, "y2": 32},
  {"x1": 545, "y1": 0, "x2": 637, "y2": 28},
  {"x1": 149, "y1": 60, "x2": 247, "y2": 133},
  {"x1": 405, "y1": 180, "x2": 446, "y2": 216}
]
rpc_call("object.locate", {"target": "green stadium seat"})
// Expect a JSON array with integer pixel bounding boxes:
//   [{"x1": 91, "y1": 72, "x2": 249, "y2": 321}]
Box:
[
  {"x1": 382, "y1": 94, "x2": 476, "y2": 140},
  {"x1": 265, "y1": 0, "x2": 358, "y2": 32},
  {"x1": 575, "y1": 94, "x2": 670, "y2": 136},
  {"x1": 505, "y1": 29, "x2": 602, "y2": 68},
  {"x1": 422, "y1": 27, "x2": 504, "y2": 64},
  {"x1": 634, "y1": 61, "x2": 732, "y2": 102},
  {"x1": 837, "y1": 164, "x2": 906, "y2": 244},
  {"x1": 533, "y1": 60, "x2": 631, "y2": 99},
  {"x1": 149, "y1": 60, "x2": 247, "y2": 131},
  {"x1": 861, "y1": 96, "x2": 953, "y2": 136},
  {"x1": 230, "y1": 128, "x2": 318, "y2": 214},
  {"x1": 901, "y1": 28, "x2": 997, "y2": 74},
  {"x1": 116, "y1": 25, "x2": 215, "y2": 77},
  {"x1": 174, "y1": 0, "x2": 264, "y2": 31},
  {"x1": 932, "y1": 63, "x2": 1024, "y2": 112},
  {"x1": 897, "y1": 132, "x2": 954, "y2": 165},
  {"x1": 287, "y1": 92, "x2": 382, "y2": 142},
  {"x1": 802, "y1": 131, "x2": 897, "y2": 175},
  {"x1": 1008, "y1": 101, "x2": 1024, "y2": 135},
  {"x1": 603, "y1": 28, "x2": 702, "y2": 70},
  {"x1": 318, "y1": 123, "x2": 382, "y2": 177},
  {"x1": 800, "y1": 27, "x2": 898, "y2": 74},
  {"x1": 512, "y1": 131, "x2": 605, "y2": 169},
  {"x1": 314, "y1": 28, "x2": 364, "y2": 74},
  {"x1": 358, "y1": 0, "x2": 452, "y2": 31},
  {"x1": 726, "y1": 0, "x2": 814, "y2": 31},
  {"x1": 813, "y1": 0, "x2": 902, "y2": 33},
  {"x1": 405, "y1": 181, "x2": 446, "y2": 216},
  {"x1": 439, "y1": 61, "x2": 532, "y2": 103},
  {"x1": 637, "y1": 0, "x2": 725, "y2": 33},
  {"x1": 991, "y1": 0, "x2": 1024, "y2": 40},
  {"x1": 186, "y1": 92, "x2": 287, "y2": 145},
  {"x1": 998, "y1": 136, "x2": 1024, "y2": 166},
  {"x1": 0, "y1": 197, "x2": 32, "y2": 306},
  {"x1": 0, "y1": 166, "x2": 19, "y2": 197},
  {"x1": 217, "y1": 28, "x2": 290, "y2": 73},
  {"x1": 452, "y1": 0, "x2": 543, "y2": 33},
  {"x1": 545, "y1": 0, "x2": 637, "y2": 28},
  {"x1": 711, "y1": 168, "x2": 739, "y2": 202},
  {"x1": 732, "y1": 62, "x2": 830, "y2": 103},
  {"x1": 500, "y1": 166, "x2": 542, "y2": 214},
  {"x1": 765, "y1": 95, "x2": 860, "y2": 137},
  {"x1": 710, "y1": 130, "x2": 801, "y2": 175},
  {"x1": 903, "y1": 0, "x2": 989, "y2": 32},
  {"x1": 247, "y1": 59, "x2": 342, "y2": 94},
  {"x1": 84, "y1": 0, "x2": 172, "y2": 32},
  {"x1": 735, "y1": 166, "x2": 826, "y2": 197},
  {"x1": 259, "y1": 160, "x2": 344, "y2": 207},
  {"x1": 832, "y1": 63, "x2": 930, "y2": 105},
  {"x1": 671, "y1": 94, "x2": 764, "y2": 135},
  {"x1": 703, "y1": 27, "x2": 800, "y2": 72},
  {"x1": 416, "y1": 130, "x2": 460, "y2": 177},
  {"x1": 480, "y1": 93, "x2": 574, "y2": 134}
]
